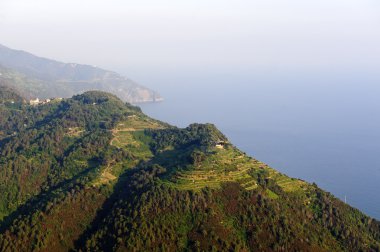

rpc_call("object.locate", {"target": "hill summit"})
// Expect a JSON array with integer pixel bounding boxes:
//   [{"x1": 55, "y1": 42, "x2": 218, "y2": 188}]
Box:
[{"x1": 0, "y1": 88, "x2": 379, "y2": 251}]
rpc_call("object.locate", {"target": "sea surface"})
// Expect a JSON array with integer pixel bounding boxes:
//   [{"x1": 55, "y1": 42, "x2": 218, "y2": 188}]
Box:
[{"x1": 136, "y1": 70, "x2": 380, "y2": 219}]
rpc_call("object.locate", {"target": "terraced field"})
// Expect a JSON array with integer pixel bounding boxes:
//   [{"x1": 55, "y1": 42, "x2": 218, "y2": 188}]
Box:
[
  {"x1": 92, "y1": 162, "x2": 117, "y2": 187},
  {"x1": 171, "y1": 147, "x2": 260, "y2": 191},
  {"x1": 268, "y1": 169, "x2": 309, "y2": 193},
  {"x1": 114, "y1": 114, "x2": 164, "y2": 131},
  {"x1": 110, "y1": 114, "x2": 166, "y2": 158},
  {"x1": 108, "y1": 114, "x2": 309, "y2": 198},
  {"x1": 169, "y1": 146, "x2": 310, "y2": 198}
]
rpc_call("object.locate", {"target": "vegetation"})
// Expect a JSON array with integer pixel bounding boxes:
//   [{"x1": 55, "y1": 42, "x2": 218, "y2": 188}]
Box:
[
  {"x1": 0, "y1": 85, "x2": 25, "y2": 104},
  {"x1": 0, "y1": 87, "x2": 379, "y2": 251}
]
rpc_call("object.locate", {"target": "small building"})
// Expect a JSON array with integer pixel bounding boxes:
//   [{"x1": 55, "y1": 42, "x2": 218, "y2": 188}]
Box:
[
  {"x1": 29, "y1": 98, "x2": 61, "y2": 106},
  {"x1": 215, "y1": 140, "x2": 227, "y2": 149},
  {"x1": 29, "y1": 98, "x2": 40, "y2": 105},
  {"x1": 40, "y1": 99, "x2": 50, "y2": 104}
]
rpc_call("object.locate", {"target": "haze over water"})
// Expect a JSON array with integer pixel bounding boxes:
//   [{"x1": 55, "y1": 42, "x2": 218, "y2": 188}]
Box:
[{"x1": 138, "y1": 69, "x2": 380, "y2": 219}]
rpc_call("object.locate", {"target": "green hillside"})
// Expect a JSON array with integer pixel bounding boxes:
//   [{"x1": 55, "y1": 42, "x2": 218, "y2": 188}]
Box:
[{"x1": 0, "y1": 87, "x2": 379, "y2": 251}]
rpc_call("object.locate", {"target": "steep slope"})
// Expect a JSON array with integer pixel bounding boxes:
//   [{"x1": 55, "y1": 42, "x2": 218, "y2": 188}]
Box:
[
  {"x1": 0, "y1": 88, "x2": 379, "y2": 251},
  {"x1": 0, "y1": 44, "x2": 162, "y2": 103}
]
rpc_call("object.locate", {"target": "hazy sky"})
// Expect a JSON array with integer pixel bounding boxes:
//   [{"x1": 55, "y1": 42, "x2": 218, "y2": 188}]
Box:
[{"x1": 0, "y1": 0, "x2": 379, "y2": 75}]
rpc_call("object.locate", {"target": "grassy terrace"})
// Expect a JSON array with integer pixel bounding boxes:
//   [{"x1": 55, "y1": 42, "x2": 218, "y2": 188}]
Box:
[
  {"x1": 114, "y1": 114, "x2": 164, "y2": 131},
  {"x1": 110, "y1": 114, "x2": 165, "y2": 158},
  {"x1": 267, "y1": 169, "x2": 309, "y2": 193},
  {"x1": 92, "y1": 162, "x2": 117, "y2": 187},
  {"x1": 168, "y1": 146, "x2": 310, "y2": 197},
  {"x1": 168, "y1": 147, "x2": 259, "y2": 191}
]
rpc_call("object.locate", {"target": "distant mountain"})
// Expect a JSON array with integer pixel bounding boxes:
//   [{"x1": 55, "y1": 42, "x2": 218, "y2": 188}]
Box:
[
  {"x1": 0, "y1": 44, "x2": 162, "y2": 103},
  {"x1": 0, "y1": 88, "x2": 379, "y2": 251}
]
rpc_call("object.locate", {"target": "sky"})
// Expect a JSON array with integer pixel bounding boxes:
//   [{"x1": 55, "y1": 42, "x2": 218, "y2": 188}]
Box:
[{"x1": 0, "y1": 0, "x2": 379, "y2": 77}]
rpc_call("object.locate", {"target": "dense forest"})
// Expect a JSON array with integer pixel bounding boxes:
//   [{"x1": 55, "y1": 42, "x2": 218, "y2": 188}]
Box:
[{"x1": 0, "y1": 87, "x2": 379, "y2": 251}]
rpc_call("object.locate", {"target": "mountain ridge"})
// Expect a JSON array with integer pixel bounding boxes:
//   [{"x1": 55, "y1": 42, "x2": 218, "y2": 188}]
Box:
[{"x1": 0, "y1": 44, "x2": 162, "y2": 103}]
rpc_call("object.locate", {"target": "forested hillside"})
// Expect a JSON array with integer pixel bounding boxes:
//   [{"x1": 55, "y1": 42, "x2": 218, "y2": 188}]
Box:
[{"x1": 0, "y1": 87, "x2": 379, "y2": 252}]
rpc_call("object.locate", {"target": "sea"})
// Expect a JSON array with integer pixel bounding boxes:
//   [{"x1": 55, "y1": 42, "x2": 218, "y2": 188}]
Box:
[{"x1": 136, "y1": 69, "x2": 380, "y2": 219}]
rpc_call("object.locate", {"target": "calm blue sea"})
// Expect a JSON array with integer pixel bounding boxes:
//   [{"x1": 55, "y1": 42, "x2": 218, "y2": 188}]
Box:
[{"x1": 137, "y1": 70, "x2": 380, "y2": 219}]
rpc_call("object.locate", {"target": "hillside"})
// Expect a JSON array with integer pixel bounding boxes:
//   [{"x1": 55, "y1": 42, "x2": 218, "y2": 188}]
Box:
[
  {"x1": 0, "y1": 85, "x2": 25, "y2": 104},
  {"x1": 0, "y1": 44, "x2": 162, "y2": 103},
  {"x1": 0, "y1": 87, "x2": 379, "y2": 251}
]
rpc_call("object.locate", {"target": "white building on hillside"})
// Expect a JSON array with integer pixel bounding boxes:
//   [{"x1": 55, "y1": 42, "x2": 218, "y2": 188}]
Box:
[{"x1": 29, "y1": 98, "x2": 40, "y2": 105}]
